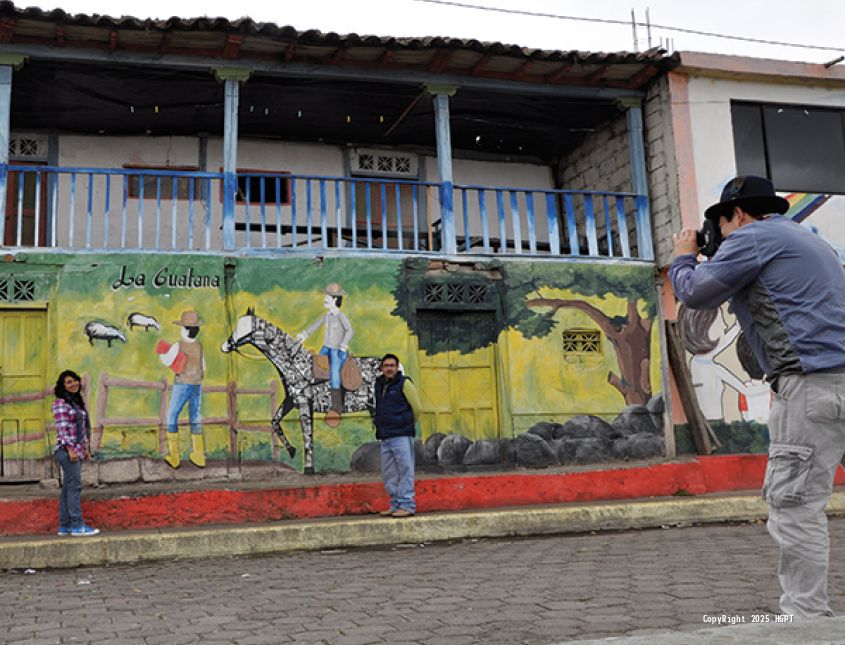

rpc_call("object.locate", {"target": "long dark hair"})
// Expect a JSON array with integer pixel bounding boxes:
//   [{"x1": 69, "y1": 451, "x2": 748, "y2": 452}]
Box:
[
  {"x1": 677, "y1": 305, "x2": 719, "y2": 355},
  {"x1": 54, "y1": 369, "x2": 86, "y2": 410}
]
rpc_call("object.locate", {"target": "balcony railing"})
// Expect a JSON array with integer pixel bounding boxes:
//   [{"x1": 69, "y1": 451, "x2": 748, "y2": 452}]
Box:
[{"x1": 0, "y1": 165, "x2": 653, "y2": 260}]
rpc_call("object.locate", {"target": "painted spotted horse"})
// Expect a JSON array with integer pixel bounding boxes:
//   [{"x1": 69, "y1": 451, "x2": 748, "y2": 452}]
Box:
[{"x1": 221, "y1": 309, "x2": 382, "y2": 474}]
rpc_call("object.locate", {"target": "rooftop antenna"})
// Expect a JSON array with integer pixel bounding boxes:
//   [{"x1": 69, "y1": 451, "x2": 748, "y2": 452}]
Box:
[
  {"x1": 646, "y1": 7, "x2": 652, "y2": 49},
  {"x1": 631, "y1": 8, "x2": 638, "y2": 52}
]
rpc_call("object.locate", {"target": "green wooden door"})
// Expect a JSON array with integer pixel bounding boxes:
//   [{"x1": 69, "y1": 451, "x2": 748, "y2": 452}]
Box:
[{"x1": 0, "y1": 309, "x2": 50, "y2": 480}]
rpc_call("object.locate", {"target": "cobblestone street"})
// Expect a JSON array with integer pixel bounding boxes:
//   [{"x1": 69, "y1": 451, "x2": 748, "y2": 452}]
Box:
[{"x1": 3, "y1": 518, "x2": 845, "y2": 644}]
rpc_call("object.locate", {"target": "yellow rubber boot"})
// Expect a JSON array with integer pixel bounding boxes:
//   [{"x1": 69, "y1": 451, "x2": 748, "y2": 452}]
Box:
[
  {"x1": 189, "y1": 433, "x2": 206, "y2": 468},
  {"x1": 164, "y1": 433, "x2": 180, "y2": 469}
]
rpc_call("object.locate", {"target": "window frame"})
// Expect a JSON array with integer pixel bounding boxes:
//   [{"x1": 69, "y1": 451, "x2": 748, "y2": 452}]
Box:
[
  {"x1": 217, "y1": 168, "x2": 292, "y2": 206},
  {"x1": 731, "y1": 100, "x2": 845, "y2": 195}
]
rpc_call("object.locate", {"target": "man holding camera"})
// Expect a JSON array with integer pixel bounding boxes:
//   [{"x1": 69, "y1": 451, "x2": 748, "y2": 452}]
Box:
[{"x1": 670, "y1": 175, "x2": 845, "y2": 619}]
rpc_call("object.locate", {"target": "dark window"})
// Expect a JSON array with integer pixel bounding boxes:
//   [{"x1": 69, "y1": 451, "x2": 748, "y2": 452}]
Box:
[
  {"x1": 731, "y1": 102, "x2": 845, "y2": 194},
  {"x1": 124, "y1": 165, "x2": 200, "y2": 200},
  {"x1": 236, "y1": 173, "x2": 291, "y2": 205},
  {"x1": 731, "y1": 103, "x2": 768, "y2": 178}
]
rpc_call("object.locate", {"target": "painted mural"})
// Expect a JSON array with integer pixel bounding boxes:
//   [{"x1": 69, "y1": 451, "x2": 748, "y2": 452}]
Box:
[
  {"x1": 0, "y1": 252, "x2": 664, "y2": 481},
  {"x1": 676, "y1": 302, "x2": 771, "y2": 454},
  {"x1": 784, "y1": 193, "x2": 845, "y2": 261},
  {"x1": 673, "y1": 190, "x2": 845, "y2": 455}
]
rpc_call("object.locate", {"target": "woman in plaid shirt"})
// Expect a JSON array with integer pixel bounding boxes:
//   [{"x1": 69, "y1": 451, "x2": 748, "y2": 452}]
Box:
[{"x1": 52, "y1": 370, "x2": 99, "y2": 537}]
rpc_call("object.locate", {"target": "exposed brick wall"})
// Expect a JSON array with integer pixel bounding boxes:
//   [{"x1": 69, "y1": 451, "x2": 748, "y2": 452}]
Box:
[
  {"x1": 555, "y1": 82, "x2": 680, "y2": 265},
  {"x1": 644, "y1": 76, "x2": 682, "y2": 269},
  {"x1": 558, "y1": 113, "x2": 631, "y2": 194}
]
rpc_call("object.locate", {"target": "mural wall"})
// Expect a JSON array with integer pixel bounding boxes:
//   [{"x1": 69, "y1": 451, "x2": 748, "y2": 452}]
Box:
[{"x1": 0, "y1": 252, "x2": 663, "y2": 481}]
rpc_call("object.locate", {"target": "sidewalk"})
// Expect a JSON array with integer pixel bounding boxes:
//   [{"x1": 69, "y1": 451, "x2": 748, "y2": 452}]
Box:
[{"x1": 3, "y1": 489, "x2": 845, "y2": 571}]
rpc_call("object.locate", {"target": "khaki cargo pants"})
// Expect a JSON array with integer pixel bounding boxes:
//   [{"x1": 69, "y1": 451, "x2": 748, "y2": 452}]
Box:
[{"x1": 764, "y1": 372, "x2": 845, "y2": 618}]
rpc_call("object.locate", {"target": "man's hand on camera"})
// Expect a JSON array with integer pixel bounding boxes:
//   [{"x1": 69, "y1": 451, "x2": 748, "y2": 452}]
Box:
[{"x1": 673, "y1": 229, "x2": 699, "y2": 257}]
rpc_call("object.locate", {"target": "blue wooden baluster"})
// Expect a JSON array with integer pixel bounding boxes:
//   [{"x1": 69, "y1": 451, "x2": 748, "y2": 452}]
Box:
[
  {"x1": 335, "y1": 180, "x2": 342, "y2": 249},
  {"x1": 380, "y1": 182, "x2": 388, "y2": 250},
  {"x1": 320, "y1": 179, "x2": 327, "y2": 250},
  {"x1": 33, "y1": 170, "x2": 42, "y2": 247},
  {"x1": 412, "y1": 184, "x2": 419, "y2": 251},
  {"x1": 635, "y1": 195, "x2": 652, "y2": 260},
  {"x1": 584, "y1": 195, "x2": 598, "y2": 256},
  {"x1": 13, "y1": 171, "x2": 23, "y2": 246},
  {"x1": 478, "y1": 190, "x2": 490, "y2": 253},
  {"x1": 85, "y1": 172, "x2": 94, "y2": 248},
  {"x1": 510, "y1": 191, "x2": 522, "y2": 254},
  {"x1": 306, "y1": 178, "x2": 313, "y2": 248},
  {"x1": 49, "y1": 173, "x2": 58, "y2": 248},
  {"x1": 525, "y1": 191, "x2": 537, "y2": 254},
  {"x1": 395, "y1": 183, "x2": 403, "y2": 251},
  {"x1": 154, "y1": 176, "x2": 162, "y2": 250},
  {"x1": 102, "y1": 175, "x2": 110, "y2": 248},
  {"x1": 205, "y1": 175, "x2": 212, "y2": 250},
  {"x1": 171, "y1": 177, "x2": 178, "y2": 250},
  {"x1": 68, "y1": 173, "x2": 77, "y2": 247},
  {"x1": 365, "y1": 182, "x2": 373, "y2": 249},
  {"x1": 545, "y1": 192, "x2": 560, "y2": 255},
  {"x1": 350, "y1": 180, "x2": 357, "y2": 248},
  {"x1": 291, "y1": 178, "x2": 298, "y2": 247},
  {"x1": 564, "y1": 193, "x2": 578, "y2": 255},
  {"x1": 244, "y1": 176, "x2": 251, "y2": 248},
  {"x1": 616, "y1": 196, "x2": 631, "y2": 258},
  {"x1": 495, "y1": 190, "x2": 506, "y2": 254},
  {"x1": 136, "y1": 173, "x2": 144, "y2": 249},
  {"x1": 187, "y1": 177, "x2": 195, "y2": 250},
  {"x1": 603, "y1": 195, "x2": 613, "y2": 257},
  {"x1": 275, "y1": 176, "x2": 282, "y2": 248},
  {"x1": 260, "y1": 176, "x2": 267, "y2": 248},
  {"x1": 120, "y1": 174, "x2": 127, "y2": 249},
  {"x1": 461, "y1": 188, "x2": 469, "y2": 252}
]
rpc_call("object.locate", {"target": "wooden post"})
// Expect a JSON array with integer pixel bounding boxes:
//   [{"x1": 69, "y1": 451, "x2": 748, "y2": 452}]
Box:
[
  {"x1": 268, "y1": 379, "x2": 279, "y2": 460},
  {"x1": 227, "y1": 380, "x2": 238, "y2": 463},
  {"x1": 427, "y1": 84, "x2": 458, "y2": 254},
  {"x1": 665, "y1": 321, "x2": 721, "y2": 455},
  {"x1": 214, "y1": 68, "x2": 251, "y2": 250},
  {"x1": 158, "y1": 378, "x2": 169, "y2": 455},
  {"x1": 94, "y1": 372, "x2": 109, "y2": 454}
]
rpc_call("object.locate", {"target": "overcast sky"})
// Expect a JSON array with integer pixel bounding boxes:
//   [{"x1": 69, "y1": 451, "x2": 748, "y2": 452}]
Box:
[{"x1": 24, "y1": 0, "x2": 845, "y2": 64}]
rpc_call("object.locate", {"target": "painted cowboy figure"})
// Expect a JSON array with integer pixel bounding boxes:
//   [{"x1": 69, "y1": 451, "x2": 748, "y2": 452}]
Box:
[
  {"x1": 156, "y1": 310, "x2": 206, "y2": 468},
  {"x1": 297, "y1": 283, "x2": 354, "y2": 426}
]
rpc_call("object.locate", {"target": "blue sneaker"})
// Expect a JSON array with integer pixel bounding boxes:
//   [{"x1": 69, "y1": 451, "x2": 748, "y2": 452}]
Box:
[
  {"x1": 70, "y1": 525, "x2": 100, "y2": 537},
  {"x1": 57, "y1": 526, "x2": 71, "y2": 536}
]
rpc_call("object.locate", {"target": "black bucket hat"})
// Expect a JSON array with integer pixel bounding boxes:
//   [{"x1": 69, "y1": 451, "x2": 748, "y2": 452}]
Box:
[{"x1": 704, "y1": 175, "x2": 790, "y2": 221}]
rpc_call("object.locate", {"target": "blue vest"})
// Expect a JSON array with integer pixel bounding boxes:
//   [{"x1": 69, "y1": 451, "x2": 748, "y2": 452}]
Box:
[{"x1": 374, "y1": 373, "x2": 415, "y2": 440}]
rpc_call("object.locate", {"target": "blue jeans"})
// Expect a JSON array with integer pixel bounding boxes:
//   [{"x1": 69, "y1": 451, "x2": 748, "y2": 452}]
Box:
[
  {"x1": 56, "y1": 448, "x2": 83, "y2": 529},
  {"x1": 380, "y1": 436, "x2": 415, "y2": 512},
  {"x1": 167, "y1": 383, "x2": 202, "y2": 434},
  {"x1": 320, "y1": 346, "x2": 348, "y2": 389}
]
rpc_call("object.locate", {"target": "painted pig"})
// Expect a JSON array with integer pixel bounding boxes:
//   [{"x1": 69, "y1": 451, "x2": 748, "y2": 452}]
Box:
[{"x1": 84, "y1": 321, "x2": 127, "y2": 347}]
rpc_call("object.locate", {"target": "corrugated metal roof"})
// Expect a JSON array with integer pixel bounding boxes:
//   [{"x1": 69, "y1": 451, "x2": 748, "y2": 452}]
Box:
[{"x1": 0, "y1": 1, "x2": 678, "y2": 89}]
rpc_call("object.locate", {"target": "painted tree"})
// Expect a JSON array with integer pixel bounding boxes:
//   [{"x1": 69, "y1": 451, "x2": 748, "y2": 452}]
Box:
[{"x1": 392, "y1": 259, "x2": 657, "y2": 405}]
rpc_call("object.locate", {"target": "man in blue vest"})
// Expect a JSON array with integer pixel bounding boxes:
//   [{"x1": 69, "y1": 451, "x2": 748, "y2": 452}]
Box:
[
  {"x1": 373, "y1": 353, "x2": 423, "y2": 518},
  {"x1": 670, "y1": 175, "x2": 845, "y2": 619}
]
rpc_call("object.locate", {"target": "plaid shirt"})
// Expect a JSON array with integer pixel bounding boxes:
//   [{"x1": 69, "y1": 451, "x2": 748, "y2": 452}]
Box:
[{"x1": 52, "y1": 398, "x2": 88, "y2": 458}]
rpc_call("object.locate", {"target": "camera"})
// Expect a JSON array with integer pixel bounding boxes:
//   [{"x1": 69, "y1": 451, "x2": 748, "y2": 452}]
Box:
[{"x1": 696, "y1": 219, "x2": 722, "y2": 257}]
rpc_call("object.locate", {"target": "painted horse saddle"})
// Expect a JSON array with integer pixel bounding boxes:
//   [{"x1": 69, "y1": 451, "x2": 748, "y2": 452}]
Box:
[{"x1": 310, "y1": 352, "x2": 362, "y2": 391}]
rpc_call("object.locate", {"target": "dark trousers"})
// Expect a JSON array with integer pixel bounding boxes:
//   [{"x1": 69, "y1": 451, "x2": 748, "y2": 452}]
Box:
[{"x1": 56, "y1": 449, "x2": 83, "y2": 529}]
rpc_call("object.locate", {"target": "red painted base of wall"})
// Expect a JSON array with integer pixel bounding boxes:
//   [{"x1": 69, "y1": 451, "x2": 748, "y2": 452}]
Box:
[{"x1": 3, "y1": 455, "x2": 843, "y2": 536}]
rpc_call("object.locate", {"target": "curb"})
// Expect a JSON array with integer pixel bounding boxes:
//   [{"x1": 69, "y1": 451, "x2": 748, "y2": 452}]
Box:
[{"x1": 4, "y1": 492, "x2": 845, "y2": 570}]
